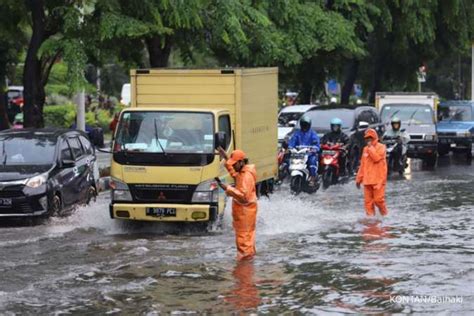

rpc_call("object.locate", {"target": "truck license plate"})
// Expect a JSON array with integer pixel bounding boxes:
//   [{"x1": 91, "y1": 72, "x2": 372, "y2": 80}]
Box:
[
  {"x1": 0, "y1": 198, "x2": 12, "y2": 207},
  {"x1": 146, "y1": 207, "x2": 177, "y2": 217}
]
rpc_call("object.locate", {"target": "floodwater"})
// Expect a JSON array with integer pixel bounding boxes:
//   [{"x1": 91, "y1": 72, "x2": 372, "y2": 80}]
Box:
[{"x1": 0, "y1": 157, "x2": 473, "y2": 314}]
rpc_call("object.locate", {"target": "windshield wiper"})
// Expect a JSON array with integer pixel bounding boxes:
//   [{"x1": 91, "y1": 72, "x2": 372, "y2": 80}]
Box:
[
  {"x1": 449, "y1": 108, "x2": 466, "y2": 122},
  {"x1": 154, "y1": 118, "x2": 167, "y2": 155},
  {"x1": 408, "y1": 110, "x2": 418, "y2": 126}
]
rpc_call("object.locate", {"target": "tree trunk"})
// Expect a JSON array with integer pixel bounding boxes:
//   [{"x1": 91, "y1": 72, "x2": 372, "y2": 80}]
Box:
[
  {"x1": 23, "y1": 0, "x2": 46, "y2": 128},
  {"x1": 299, "y1": 81, "x2": 313, "y2": 104},
  {"x1": 369, "y1": 55, "x2": 385, "y2": 104},
  {"x1": 145, "y1": 36, "x2": 172, "y2": 68},
  {"x1": 0, "y1": 89, "x2": 10, "y2": 130},
  {"x1": 340, "y1": 60, "x2": 359, "y2": 105}
]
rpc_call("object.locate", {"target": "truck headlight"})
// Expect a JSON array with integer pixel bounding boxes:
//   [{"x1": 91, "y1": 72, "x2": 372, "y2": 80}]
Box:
[
  {"x1": 424, "y1": 134, "x2": 437, "y2": 141},
  {"x1": 110, "y1": 177, "x2": 132, "y2": 202},
  {"x1": 25, "y1": 173, "x2": 48, "y2": 188},
  {"x1": 192, "y1": 179, "x2": 218, "y2": 203}
]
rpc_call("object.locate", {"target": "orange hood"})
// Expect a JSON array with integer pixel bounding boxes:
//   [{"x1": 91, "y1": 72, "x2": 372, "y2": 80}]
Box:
[
  {"x1": 364, "y1": 128, "x2": 379, "y2": 144},
  {"x1": 242, "y1": 164, "x2": 257, "y2": 182}
]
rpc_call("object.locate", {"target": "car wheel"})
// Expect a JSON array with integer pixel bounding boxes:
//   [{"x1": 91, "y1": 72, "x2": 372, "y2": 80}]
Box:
[
  {"x1": 49, "y1": 195, "x2": 62, "y2": 217},
  {"x1": 86, "y1": 185, "x2": 97, "y2": 205},
  {"x1": 466, "y1": 148, "x2": 472, "y2": 164}
]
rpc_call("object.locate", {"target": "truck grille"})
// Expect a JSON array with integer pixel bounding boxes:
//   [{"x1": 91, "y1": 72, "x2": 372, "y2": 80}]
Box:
[
  {"x1": 438, "y1": 132, "x2": 457, "y2": 137},
  {"x1": 130, "y1": 184, "x2": 197, "y2": 204}
]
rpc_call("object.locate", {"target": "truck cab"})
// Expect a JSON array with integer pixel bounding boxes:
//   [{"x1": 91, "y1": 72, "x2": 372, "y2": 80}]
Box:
[
  {"x1": 376, "y1": 93, "x2": 439, "y2": 167},
  {"x1": 110, "y1": 108, "x2": 232, "y2": 222},
  {"x1": 437, "y1": 101, "x2": 474, "y2": 161},
  {"x1": 109, "y1": 68, "x2": 278, "y2": 224}
]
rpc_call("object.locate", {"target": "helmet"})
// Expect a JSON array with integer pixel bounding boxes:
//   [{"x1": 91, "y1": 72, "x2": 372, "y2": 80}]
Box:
[
  {"x1": 330, "y1": 117, "x2": 342, "y2": 133},
  {"x1": 391, "y1": 117, "x2": 401, "y2": 131},
  {"x1": 300, "y1": 115, "x2": 312, "y2": 132},
  {"x1": 330, "y1": 97, "x2": 337, "y2": 104},
  {"x1": 358, "y1": 121, "x2": 369, "y2": 130}
]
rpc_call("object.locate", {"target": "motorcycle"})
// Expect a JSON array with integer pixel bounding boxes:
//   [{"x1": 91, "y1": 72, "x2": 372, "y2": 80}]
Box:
[
  {"x1": 277, "y1": 142, "x2": 290, "y2": 183},
  {"x1": 288, "y1": 147, "x2": 319, "y2": 195},
  {"x1": 320, "y1": 143, "x2": 348, "y2": 189},
  {"x1": 384, "y1": 137, "x2": 407, "y2": 175}
]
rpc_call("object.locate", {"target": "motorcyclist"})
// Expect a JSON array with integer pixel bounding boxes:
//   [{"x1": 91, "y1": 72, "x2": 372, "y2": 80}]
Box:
[
  {"x1": 349, "y1": 121, "x2": 369, "y2": 174},
  {"x1": 382, "y1": 117, "x2": 409, "y2": 165},
  {"x1": 321, "y1": 118, "x2": 350, "y2": 175},
  {"x1": 288, "y1": 115, "x2": 320, "y2": 186}
]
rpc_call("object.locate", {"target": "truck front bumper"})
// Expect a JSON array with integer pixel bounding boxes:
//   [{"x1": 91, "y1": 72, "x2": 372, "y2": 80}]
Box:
[
  {"x1": 109, "y1": 203, "x2": 217, "y2": 222},
  {"x1": 438, "y1": 137, "x2": 473, "y2": 151},
  {"x1": 407, "y1": 142, "x2": 438, "y2": 158}
]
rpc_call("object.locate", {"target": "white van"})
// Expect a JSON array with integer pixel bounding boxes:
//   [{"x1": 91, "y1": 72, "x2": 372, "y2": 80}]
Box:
[{"x1": 120, "y1": 83, "x2": 131, "y2": 106}]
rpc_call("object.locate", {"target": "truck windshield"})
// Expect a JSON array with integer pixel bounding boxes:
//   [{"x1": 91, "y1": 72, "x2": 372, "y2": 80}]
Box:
[
  {"x1": 115, "y1": 111, "x2": 215, "y2": 154},
  {"x1": 438, "y1": 105, "x2": 473, "y2": 122},
  {"x1": 380, "y1": 104, "x2": 434, "y2": 125}
]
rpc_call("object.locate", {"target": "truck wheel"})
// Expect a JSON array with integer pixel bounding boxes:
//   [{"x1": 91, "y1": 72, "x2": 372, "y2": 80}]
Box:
[{"x1": 425, "y1": 155, "x2": 437, "y2": 168}]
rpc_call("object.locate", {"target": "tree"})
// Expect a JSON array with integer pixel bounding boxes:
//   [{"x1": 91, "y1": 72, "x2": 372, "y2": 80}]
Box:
[
  {"x1": 22, "y1": 0, "x2": 65, "y2": 128},
  {"x1": 0, "y1": 0, "x2": 25, "y2": 130}
]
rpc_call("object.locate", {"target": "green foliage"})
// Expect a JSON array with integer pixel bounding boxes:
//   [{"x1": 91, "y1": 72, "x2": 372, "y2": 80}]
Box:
[{"x1": 43, "y1": 104, "x2": 76, "y2": 128}]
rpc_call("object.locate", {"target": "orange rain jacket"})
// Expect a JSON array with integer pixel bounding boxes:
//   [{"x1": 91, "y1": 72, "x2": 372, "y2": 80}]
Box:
[
  {"x1": 225, "y1": 161, "x2": 258, "y2": 259},
  {"x1": 356, "y1": 129, "x2": 387, "y2": 186}
]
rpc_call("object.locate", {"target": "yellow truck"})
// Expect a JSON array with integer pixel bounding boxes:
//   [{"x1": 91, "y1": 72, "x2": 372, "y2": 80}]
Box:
[{"x1": 109, "y1": 68, "x2": 278, "y2": 224}]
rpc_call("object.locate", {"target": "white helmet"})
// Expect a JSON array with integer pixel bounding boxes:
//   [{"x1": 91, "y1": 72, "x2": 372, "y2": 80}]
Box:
[
  {"x1": 330, "y1": 97, "x2": 337, "y2": 103},
  {"x1": 358, "y1": 121, "x2": 369, "y2": 130}
]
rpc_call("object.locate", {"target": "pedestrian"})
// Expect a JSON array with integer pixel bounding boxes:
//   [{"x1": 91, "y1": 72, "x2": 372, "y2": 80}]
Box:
[
  {"x1": 356, "y1": 128, "x2": 388, "y2": 216},
  {"x1": 217, "y1": 147, "x2": 258, "y2": 260}
]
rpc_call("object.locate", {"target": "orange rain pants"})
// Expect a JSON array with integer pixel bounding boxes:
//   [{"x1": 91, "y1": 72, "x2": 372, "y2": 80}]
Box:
[
  {"x1": 225, "y1": 162, "x2": 258, "y2": 260},
  {"x1": 363, "y1": 184, "x2": 388, "y2": 216},
  {"x1": 356, "y1": 129, "x2": 388, "y2": 216}
]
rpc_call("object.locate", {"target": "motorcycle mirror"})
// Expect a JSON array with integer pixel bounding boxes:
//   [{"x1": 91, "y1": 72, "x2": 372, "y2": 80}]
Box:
[
  {"x1": 288, "y1": 120, "x2": 297, "y2": 127},
  {"x1": 400, "y1": 128, "x2": 406, "y2": 132}
]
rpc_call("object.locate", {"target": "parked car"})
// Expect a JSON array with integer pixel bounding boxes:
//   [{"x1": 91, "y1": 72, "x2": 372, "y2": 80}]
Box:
[
  {"x1": 278, "y1": 104, "x2": 318, "y2": 145},
  {"x1": 437, "y1": 101, "x2": 474, "y2": 161},
  {"x1": 0, "y1": 128, "x2": 99, "y2": 219},
  {"x1": 6, "y1": 86, "x2": 24, "y2": 124}
]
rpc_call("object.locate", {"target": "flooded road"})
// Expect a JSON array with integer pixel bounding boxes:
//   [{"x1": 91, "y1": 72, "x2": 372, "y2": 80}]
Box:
[{"x1": 0, "y1": 158, "x2": 473, "y2": 314}]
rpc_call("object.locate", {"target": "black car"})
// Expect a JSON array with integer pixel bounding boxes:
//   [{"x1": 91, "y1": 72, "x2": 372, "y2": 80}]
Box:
[
  {"x1": 284, "y1": 105, "x2": 383, "y2": 172},
  {"x1": 0, "y1": 128, "x2": 99, "y2": 218}
]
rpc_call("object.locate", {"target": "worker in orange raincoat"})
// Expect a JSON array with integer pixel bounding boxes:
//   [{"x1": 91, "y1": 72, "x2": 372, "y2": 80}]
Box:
[
  {"x1": 356, "y1": 128, "x2": 388, "y2": 216},
  {"x1": 217, "y1": 147, "x2": 258, "y2": 260}
]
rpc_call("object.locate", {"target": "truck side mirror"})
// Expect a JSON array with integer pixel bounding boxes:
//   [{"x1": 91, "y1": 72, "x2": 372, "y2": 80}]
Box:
[{"x1": 215, "y1": 131, "x2": 228, "y2": 150}]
